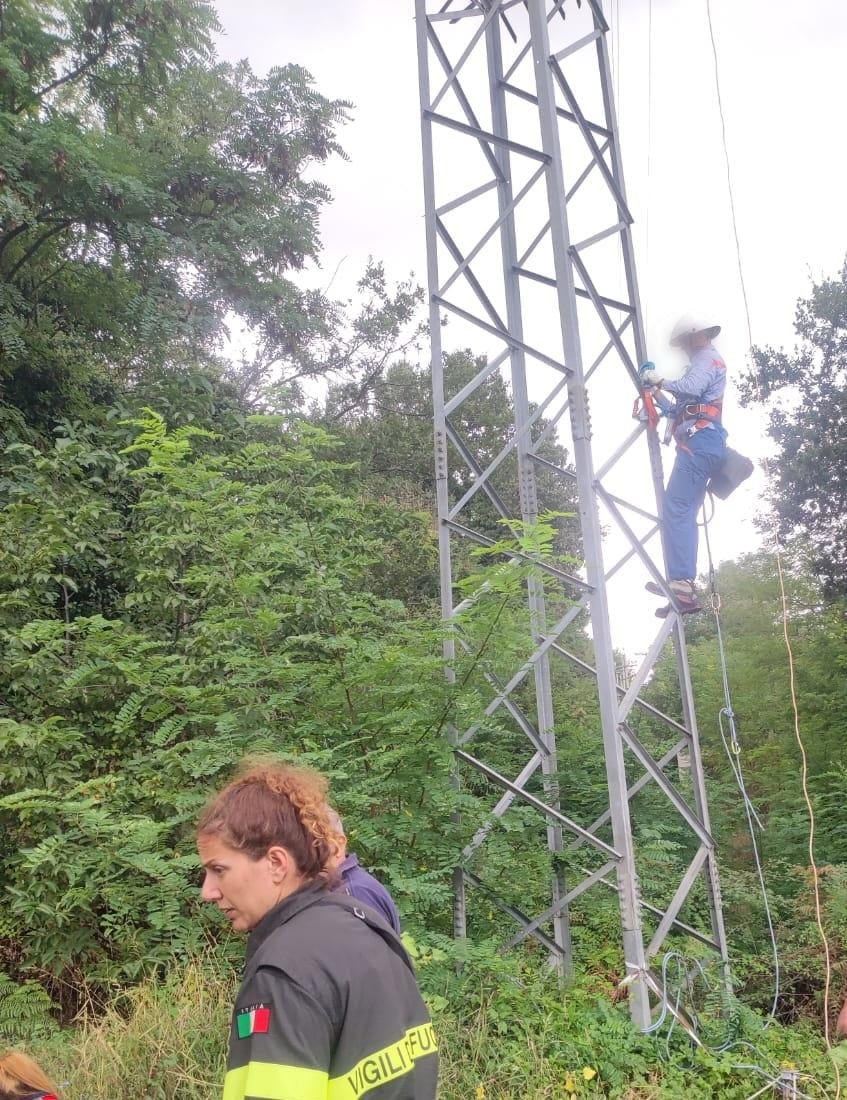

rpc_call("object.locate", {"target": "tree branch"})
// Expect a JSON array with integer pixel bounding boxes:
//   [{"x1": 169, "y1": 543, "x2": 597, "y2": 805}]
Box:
[
  {"x1": 30, "y1": 257, "x2": 72, "y2": 297},
  {"x1": 19, "y1": 35, "x2": 113, "y2": 112},
  {"x1": 0, "y1": 223, "x2": 30, "y2": 261},
  {"x1": 5, "y1": 221, "x2": 72, "y2": 282},
  {"x1": 61, "y1": 582, "x2": 72, "y2": 659}
]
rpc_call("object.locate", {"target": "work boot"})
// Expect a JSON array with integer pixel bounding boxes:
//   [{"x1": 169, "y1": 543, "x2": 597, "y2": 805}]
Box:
[{"x1": 652, "y1": 579, "x2": 702, "y2": 618}]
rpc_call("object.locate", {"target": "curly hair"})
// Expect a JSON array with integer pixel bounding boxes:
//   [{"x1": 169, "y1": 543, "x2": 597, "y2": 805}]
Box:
[
  {"x1": 197, "y1": 758, "x2": 343, "y2": 879},
  {"x1": 0, "y1": 1050, "x2": 60, "y2": 1098}
]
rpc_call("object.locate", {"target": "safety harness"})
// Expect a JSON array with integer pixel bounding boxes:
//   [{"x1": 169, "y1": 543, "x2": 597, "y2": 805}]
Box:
[
  {"x1": 632, "y1": 387, "x2": 661, "y2": 430},
  {"x1": 634, "y1": 389, "x2": 723, "y2": 443},
  {"x1": 633, "y1": 379, "x2": 751, "y2": 499},
  {"x1": 674, "y1": 399, "x2": 723, "y2": 435}
]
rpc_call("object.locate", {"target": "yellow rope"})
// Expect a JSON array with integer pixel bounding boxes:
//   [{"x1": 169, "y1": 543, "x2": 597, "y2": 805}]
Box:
[{"x1": 705, "y1": 1, "x2": 839, "y2": 1086}]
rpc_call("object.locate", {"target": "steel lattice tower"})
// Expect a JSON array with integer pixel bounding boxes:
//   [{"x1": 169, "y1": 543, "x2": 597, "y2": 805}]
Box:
[{"x1": 415, "y1": 0, "x2": 729, "y2": 1027}]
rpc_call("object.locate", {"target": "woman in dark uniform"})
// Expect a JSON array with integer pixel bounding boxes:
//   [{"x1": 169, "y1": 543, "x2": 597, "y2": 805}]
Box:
[
  {"x1": 0, "y1": 1051, "x2": 60, "y2": 1100},
  {"x1": 197, "y1": 759, "x2": 438, "y2": 1100}
]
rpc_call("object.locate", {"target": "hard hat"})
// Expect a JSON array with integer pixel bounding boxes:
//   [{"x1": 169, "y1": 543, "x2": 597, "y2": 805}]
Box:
[{"x1": 669, "y1": 314, "x2": 721, "y2": 347}]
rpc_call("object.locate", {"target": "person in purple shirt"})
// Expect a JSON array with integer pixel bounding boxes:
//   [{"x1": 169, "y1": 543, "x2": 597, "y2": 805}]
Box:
[{"x1": 328, "y1": 811, "x2": 401, "y2": 934}]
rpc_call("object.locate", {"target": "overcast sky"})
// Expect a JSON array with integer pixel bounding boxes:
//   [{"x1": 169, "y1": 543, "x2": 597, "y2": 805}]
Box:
[{"x1": 212, "y1": 0, "x2": 846, "y2": 655}]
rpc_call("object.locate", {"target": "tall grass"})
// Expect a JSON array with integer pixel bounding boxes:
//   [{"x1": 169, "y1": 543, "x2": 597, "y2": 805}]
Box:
[
  {"x1": 31, "y1": 959, "x2": 835, "y2": 1099},
  {"x1": 36, "y1": 961, "x2": 233, "y2": 1099},
  {"x1": 33, "y1": 960, "x2": 586, "y2": 1100}
]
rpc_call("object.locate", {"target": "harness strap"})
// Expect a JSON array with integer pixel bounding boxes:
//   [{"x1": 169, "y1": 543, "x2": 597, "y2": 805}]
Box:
[
  {"x1": 673, "y1": 400, "x2": 723, "y2": 442},
  {"x1": 680, "y1": 402, "x2": 722, "y2": 421}
]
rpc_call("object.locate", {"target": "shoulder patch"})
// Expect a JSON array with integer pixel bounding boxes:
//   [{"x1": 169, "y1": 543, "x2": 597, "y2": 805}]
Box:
[{"x1": 236, "y1": 1002, "x2": 272, "y2": 1039}]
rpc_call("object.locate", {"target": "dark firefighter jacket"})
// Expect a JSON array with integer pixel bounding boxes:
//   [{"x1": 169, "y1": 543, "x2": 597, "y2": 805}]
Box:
[{"x1": 223, "y1": 882, "x2": 438, "y2": 1100}]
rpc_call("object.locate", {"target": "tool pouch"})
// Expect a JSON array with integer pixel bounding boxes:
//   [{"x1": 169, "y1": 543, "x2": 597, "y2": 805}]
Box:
[{"x1": 707, "y1": 447, "x2": 754, "y2": 500}]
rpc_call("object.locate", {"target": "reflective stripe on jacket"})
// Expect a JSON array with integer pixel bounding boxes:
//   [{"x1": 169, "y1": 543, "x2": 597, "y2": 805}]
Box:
[{"x1": 224, "y1": 883, "x2": 438, "y2": 1100}]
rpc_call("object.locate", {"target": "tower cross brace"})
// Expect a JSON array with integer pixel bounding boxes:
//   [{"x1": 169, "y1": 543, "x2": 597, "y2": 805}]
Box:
[{"x1": 414, "y1": 0, "x2": 729, "y2": 1028}]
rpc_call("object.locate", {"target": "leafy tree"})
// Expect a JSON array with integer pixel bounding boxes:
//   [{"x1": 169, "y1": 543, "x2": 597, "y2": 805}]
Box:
[
  {"x1": 0, "y1": 0, "x2": 348, "y2": 429},
  {"x1": 0, "y1": 400, "x2": 612, "y2": 1014},
  {"x1": 741, "y1": 261, "x2": 847, "y2": 596},
  {"x1": 235, "y1": 259, "x2": 428, "y2": 414},
  {"x1": 322, "y1": 349, "x2": 581, "y2": 556},
  {"x1": 647, "y1": 552, "x2": 847, "y2": 1014},
  {"x1": 0, "y1": 413, "x2": 464, "y2": 993}
]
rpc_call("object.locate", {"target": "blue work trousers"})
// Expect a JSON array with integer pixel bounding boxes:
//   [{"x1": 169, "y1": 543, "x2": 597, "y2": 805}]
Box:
[{"x1": 664, "y1": 427, "x2": 727, "y2": 581}]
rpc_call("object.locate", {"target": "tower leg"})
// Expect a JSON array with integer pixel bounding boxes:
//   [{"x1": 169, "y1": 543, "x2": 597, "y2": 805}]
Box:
[{"x1": 415, "y1": 0, "x2": 730, "y2": 1029}]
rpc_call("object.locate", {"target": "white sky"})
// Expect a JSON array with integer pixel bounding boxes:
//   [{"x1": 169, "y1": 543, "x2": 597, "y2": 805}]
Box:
[{"x1": 213, "y1": 0, "x2": 847, "y2": 656}]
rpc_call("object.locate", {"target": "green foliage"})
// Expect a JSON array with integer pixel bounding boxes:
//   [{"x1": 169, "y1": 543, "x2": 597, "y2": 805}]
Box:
[
  {"x1": 0, "y1": 412, "x2": 461, "y2": 995},
  {"x1": 0, "y1": 970, "x2": 58, "y2": 1042},
  {"x1": 34, "y1": 959, "x2": 232, "y2": 1098},
  {"x1": 30, "y1": 954, "x2": 839, "y2": 1099},
  {"x1": 668, "y1": 554, "x2": 847, "y2": 860},
  {"x1": 741, "y1": 259, "x2": 847, "y2": 595},
  {"x1": 0, "y1": 0, "x2": 349, "y2": 428},
  {"x1": 320, "y1": 350, "x2": 581, "y2": 557},
  {"x1": 647, "y1": 551, "x2": 847, "y2": 1018}
]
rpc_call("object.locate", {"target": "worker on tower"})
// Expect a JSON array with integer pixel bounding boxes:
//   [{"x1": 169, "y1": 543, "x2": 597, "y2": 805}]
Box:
[
  {"x1": 639, "y1": 315, "x2": 727, "y2": 616},
  {"x1": 198, "y1": 759, "x2": 438, "y2": 1100}
]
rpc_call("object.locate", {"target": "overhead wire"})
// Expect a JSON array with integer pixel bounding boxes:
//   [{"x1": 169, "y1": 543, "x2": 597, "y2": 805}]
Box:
[
  {"x1": 633, "y1": 0, "x2": 833, "y2": 1077},
  {"x1": 704, "y1": 0, "x2": 753, "y2": 346},
  {"x1": 614, "y1": 0, "x2": 620, "y2": 127},
  {"x1": 611, "y1": 0, "x2": 834, "y2": 1086},
  {"x1": 630, "y1": 0, "x2": 782, "y2": 1071},
  {"x1": 636, "y1": 0, "x2": 782, "y2": 1052},
  {"x1": 704, "y1": 0, "x2": 839, "y2": 1090},
  {"x1": 643, "y1": 0, "x2": 653, "y2": 330}
]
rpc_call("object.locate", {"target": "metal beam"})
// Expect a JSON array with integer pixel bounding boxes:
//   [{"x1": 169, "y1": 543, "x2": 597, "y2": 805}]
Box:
[
  {"x1": 417, "y1": 0, "x2": 466, "y2": 939},
  {"x1": 455, "y1": 749, "x2": 620, "y2": 860},
  {"x1": 525, "y1": 0, "x2": 650, "y2": 1026},
  {"x1": 647, "y1": 846, "x2": 710, "y2": 959},
  {"x1": 571, "y1": 737, "x2": 690, "y2": 851},
  {"x1": 415, "y1": 0, "x2": 729, "y2": 1029},
  {"x1": 462, "y1": 752, "x2": 543, "y2": 861},
  {"x1": 551, "y1": 640, "x2": 690, "y2": 737},
  {"x1": 463, "y1": 870, "x2": 565, "y2": 956}
]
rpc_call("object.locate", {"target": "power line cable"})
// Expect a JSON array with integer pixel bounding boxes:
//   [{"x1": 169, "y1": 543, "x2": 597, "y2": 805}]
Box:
[
  {"x1": 704, "y1": 1, "x2": 839, "y2": 1088},
  {"x1": 704, "y1": 0, "x2": 753, "y2": 349},
  {"x1": 614, "y1": 0, "x2": 620, "y2": 128},
  {"x1": 643, "y1": 0, "x2": 653, "y2": 329}
]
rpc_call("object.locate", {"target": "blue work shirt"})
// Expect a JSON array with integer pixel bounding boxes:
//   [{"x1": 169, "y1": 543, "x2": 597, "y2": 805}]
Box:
[
  {"x1": 663, "y1": 343, "x2": 726, "y2": 409},
  {"x1": 335, "y1": 853, "x2": 401, "y2": 934}
]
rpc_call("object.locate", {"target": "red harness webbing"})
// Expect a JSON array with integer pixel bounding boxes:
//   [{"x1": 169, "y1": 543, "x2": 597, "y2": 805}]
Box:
[{"x1": 674, "y1": 399, "x2": 723, "y2": 432}]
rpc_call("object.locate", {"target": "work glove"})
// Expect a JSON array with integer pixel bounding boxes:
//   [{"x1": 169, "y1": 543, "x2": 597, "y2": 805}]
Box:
[{"x1": 639, "y1": 362, "x2": 663, "y2": 386}]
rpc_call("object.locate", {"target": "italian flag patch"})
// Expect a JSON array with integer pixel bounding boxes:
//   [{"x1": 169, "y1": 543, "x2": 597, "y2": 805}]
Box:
[{"x1": 236, "y1": 1003, "x2": 272, "y2": 1039}]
